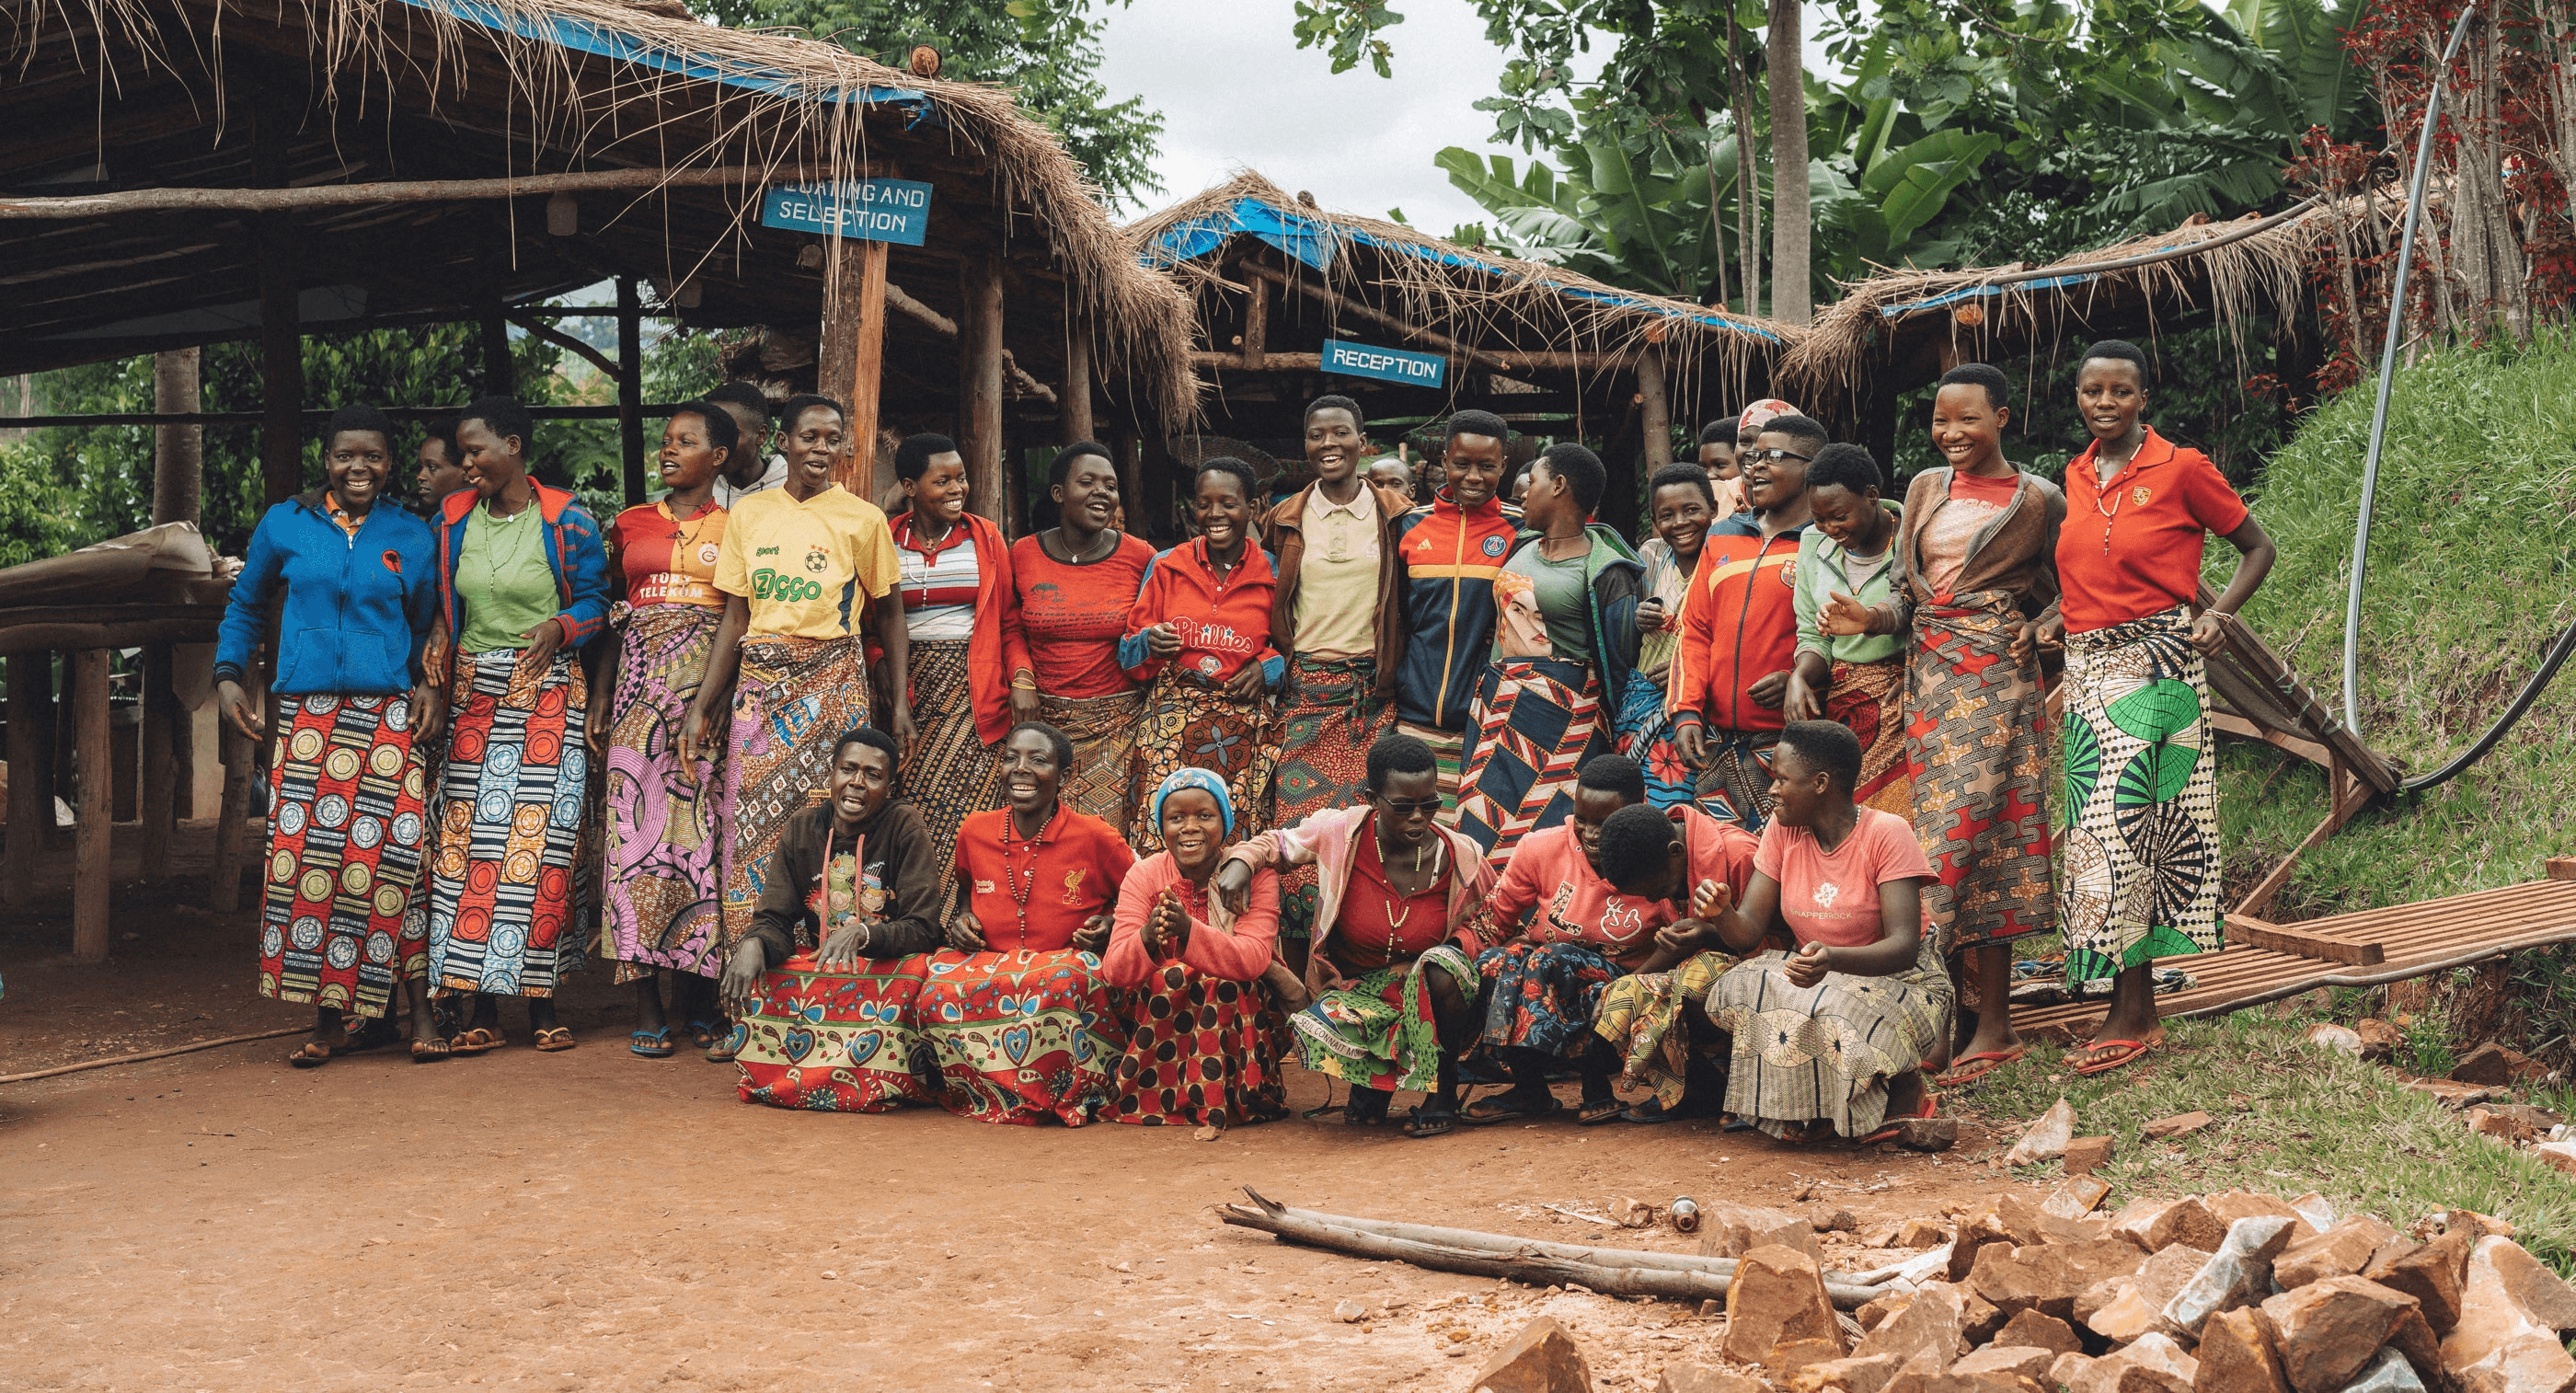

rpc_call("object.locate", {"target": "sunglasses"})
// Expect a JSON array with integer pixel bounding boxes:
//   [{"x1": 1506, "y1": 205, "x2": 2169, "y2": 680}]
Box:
[
  {"x1": 1373, "y1": 796, "x2": 1445, "y2": 815},
  {"x1": 1742, "y1": 447, "x2": 1814, "y2": 466}
]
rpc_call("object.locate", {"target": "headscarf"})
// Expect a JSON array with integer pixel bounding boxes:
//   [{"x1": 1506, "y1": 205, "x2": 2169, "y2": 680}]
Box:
[
  {"x1": 1151, "y1": 766, "x2": 1234, "y2": 838},
  {"x1": 1737, "y1": 398, "x2": 1799, "y2": 442}
]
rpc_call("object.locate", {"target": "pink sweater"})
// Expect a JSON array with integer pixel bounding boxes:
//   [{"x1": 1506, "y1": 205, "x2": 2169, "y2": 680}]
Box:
[
  {"x1": 1099, "y1": 851, "x2": 1280, "y2": 987},
  {"x1": 1489, "y1": 806, "x2": 1760, "y2": 970}
]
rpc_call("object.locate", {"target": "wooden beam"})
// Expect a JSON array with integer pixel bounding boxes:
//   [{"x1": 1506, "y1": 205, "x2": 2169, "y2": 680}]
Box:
[
  {"x1": 509, "y1": 313, "x2": 615, "y2": 382},
  {"x1": 0, "y1": 404, "x2": 701, "y2": 430},
  {"x1": 1190, "y1": 349, "x2": 1630, "y2": 374},
  {"x1": 613, "y1": 277, "x2": 646, "y2": 505},
  {"x1": 1242, "y1": 271, "x2": 1271, "y2": 372},
  {"x1": 2208, "y1": 709, "x2": 2334, "y2": 770},
  {"x1": 2223, "y1": 913, "x2": 2386, "y2": 966},
  {"x1": 2547, "y1": 857, "x2": 2576, "y2": 881},
  {"x1": 884, "y1": 280, "x2": 1056, "y2": 404},
  {"x1": 72, "y1": 648, "x2": 109, "y2": 962},
  {"x1": 958, "y1": 250, "x2": 1006, "y2": 530},
  {"x1": 819, "y1": 239, "x2": 891, "y2": 498},
  {"x1": 0, "y1": 165, "x2": 853, "y2": 220},
  {"x1": 4, "y1": 651, "x2": 45, "y2": 904},
  {"x1": 152, "y1": 348, "x2": 202, "y2": 526},
  {"x1": 1638, "y1": 346, "x2": 1673, "y2": 469},
  {"x1": 1061, "y1": 313, "x2": 1095, "y2": 445},
  {"x1": 254, "y1": 89, "x2": 301, "y2": 510},
  {"x1": 2232, "y1": 760, "x2": 2375, "y2": 919}
]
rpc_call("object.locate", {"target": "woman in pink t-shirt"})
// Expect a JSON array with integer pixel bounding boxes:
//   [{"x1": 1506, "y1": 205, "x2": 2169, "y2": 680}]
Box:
[{"x1": 1682, "y1": 720, "x2": 1954, "y2": 1141}]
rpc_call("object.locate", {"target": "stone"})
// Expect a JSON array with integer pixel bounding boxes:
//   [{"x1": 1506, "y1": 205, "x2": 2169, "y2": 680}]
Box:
[
  {"x1": 2003, "y1": 1099, "x2": 2077, "y2": 1167},
  {"x1": 2478, "y1": 1236, "x2": 2576, "y2": 1332},
  {"x1": 2206, "y1": 1191, "x2": 2315, "y2": 1239},
  {"x1": 2451, "y1": 1043, "x2": 2540, "y2": 1087},
  {"x1": 1897, "y1": 1116, "x2": 1959, "y2": 1152},
  {"x1": 2280, "y1": 1216, "x2": 2405, "y2": 1290},
  {"x1": 2045, "y1": 1177, "x2": 2116, "y2": 1220},
  {"x1": 2340, "y1": 1347, "x2": 2431, "y2": 1392},
  {"x1": 1609, "y1": 1196, "x2": 1657, "y2": 1228},
  {"x1": 2404, "y1": 1079, "x2": 2497, "y2": 1109},
  {"x1": 2194, "y1": 1307, "x2": 2293, "y2": 1392},
  {"x1": 1656, "y1": 1364, "x2": 1765, "y2": 1393},
  {"x1": 2110, "y1": 1197, "x2": 2231, "y2": 1255},
  {"x1": 2078, "y1": 1277, "x2": 2137, "y2": 1329},
  {"x1": 2291, "y1": 1193, "x2": 2339, "y2": 1230},
  {"x1": 1950, "y1": 1211, "x2": 2016, "y2": 1282},
  {"x1": 2260, "y1": 1275, "x2": 2422, "y2": 1393},
  {"x1": 1470, "y1": 1316, "x2": 1596, "y2": 1393},
  {"x1": 1699, "y1": 1201, "x2": 1826, "y2": 1261},
  {"x1": 1854, "y1": 1282, "x2": 1971, "y2": 1366},
  {"x1": 1960, "y1": 1290, "x2": 2008, "y2": 1344},
  {"x1": 2365, "y1": 1230, "x2": 2472, "y2": 1333},
  {"x1": 1856, "y1": 1294, "x2": 1912, "y2": 1332},
  {"x1": 2383, "y1": 1307, "x2": 2446, "y2": 1389},
  {"x1": 2307, "y1": 1023, "x2": 2364, "y2": 1057},
  {"x1": 1723, "y1": 1244, "x2": 1847, "y2": 1373},
  {"x1": 2468, "y1": 1107, "x2": 2543, "y2": 1145},
  {"x1": 2444, "y1": 1236, "x2": 2576, "y2": 1387},
  {"x1": 1811, "y1": 1205, "x2": 1861, "y2": 1233},
  {"x1": 1333, "y1": 1299, "x2": 1368, "y2": 1322},
  {"x1": 1971, "y1": 1239, "x2": 2147, "y2": 1320},
  {"x1": 2452, "y1": 1334, "x2": 2576, "y2": 1393},
  {"x1": 2355, "y1": 1019, "x2": 2404, "y2": 1063},
  {"x1": 1895, "y1": 1218, "x2": 1950, "y2": 1249},
  {"x1": 2052, "y1": 1353, "x2": 2099, "y2": 1388},
  {"x1": 2529, "y1": 1142, "x2": 2576, "y2": 1177},
  {"x1": 1787, "y1": 1354, "x2": 1901, "y2": 1393},
  {"x1": 2164, "y1": 1216, "x2": 2303, "y2": 1337},
  {"x1": 1771, "y1": 1340, "x2": 1853, "y2": 1380},
  {"x1": 1954, "y1": 1347, "x2": 2057, "y2": 1380},
  {"x1": 2089, "y1": 1243, "x2": 2217, "y2": 1343},
  {"x1": 2143, "y1": 1111, "x2": 2214, "y2": 1140},
  {"x1": 2444, "y1": 1212, "x2": 2517, "y2": 1241},
  {"x1": 2065, "y1": 1136, "x2": 2119, "y2": 1177},
  {"x1": 2071, "y1": 1332, "x2": 2201, "y2": 1392},
  {"x1": 1992, "y1": 1308, "x2": 2083, "y2": 1356}
]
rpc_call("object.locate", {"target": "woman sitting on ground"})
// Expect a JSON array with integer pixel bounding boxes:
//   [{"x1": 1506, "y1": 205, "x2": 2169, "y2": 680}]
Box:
[
  {"x1": 1100, "y1": 767, "x2": 1291, "y2": 1130},
  {"x1": 1626, "y1": 720, "x2": 1951, "y2": 1142},
  {"x1": 726, "y1": 727, "x2": 945, "y2": 1111},
  {"x1": 1215, "y1": 734, "x2": 1497, "y2": 1138},
  {"x1": 914, "y1": 721, "x2": 1135, "y2": 1125}
]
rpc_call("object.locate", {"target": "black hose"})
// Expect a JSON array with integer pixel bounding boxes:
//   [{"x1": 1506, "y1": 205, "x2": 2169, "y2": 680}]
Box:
[{"x1": 2399, "y1": 618, "x2": 2576, "y2": 794}]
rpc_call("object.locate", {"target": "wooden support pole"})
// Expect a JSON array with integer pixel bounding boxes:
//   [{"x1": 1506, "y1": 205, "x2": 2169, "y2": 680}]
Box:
[
  {"x1": 1638, "y1": 346, "x2": 1673, "y2": 469},
  {"x1": 254, "y1": 91, "x2": 302, "y2": 509},
  {"x1": 1241, "y1": 274, "x2": 1270, "y2": 372},
  {"x1": 5, "y1": 650, "x2": 45, "y2": 904},
  {"x1": 615, "y1": 276, "x2": 647, "y2": 504},
  {"x1": 139, "y1": 643, "x2": 176, "y2": 879},
  {"x1": 1060, "y1": 315, "x2": 1095, "y2": 445},
  {"x1": 957, "y1": 250, "x2": 1006, "y2": 530},
  {"x1": 153, "y1": 349, "x2": 202, "y2": 525},
  {"x1": 209, "y1": 722, "x2": 253, "y2": 914},
  {"x1": 72, "y1": 648, "x2": 110, "y2": 961},
  {"x1": 144, "y1": 347, "x2": 200, "y2": 867},
  {"x1": 818, "y1": 239, "x2": 890, "y2": 498},
  {"x1": 478, "y1": 297, "x2": 515, "y2": 397}
]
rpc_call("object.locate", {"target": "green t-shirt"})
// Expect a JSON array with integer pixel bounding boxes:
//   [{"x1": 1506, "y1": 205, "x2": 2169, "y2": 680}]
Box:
[
  {"x1": 1501, "y1": 537, "x2": 1594, "y2": 664},
  {"x1": 454, "y1": 501, "x2": 558, "y2": 653}
]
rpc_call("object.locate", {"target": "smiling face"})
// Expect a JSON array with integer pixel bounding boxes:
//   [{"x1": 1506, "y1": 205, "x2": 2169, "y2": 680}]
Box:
[
  {"x1": 779, "y1": 405, "x2": 845, "y2": 490},
  {"x1": 657, "y1": 411, "x2": 729, "y2": 493},
  {"x1": 1052, "y1": 451, "x2": 1120, "y2": 535},
  {"x1": 454, "y1": 419, "x2": 524, "y2": 499},
  {"x1": 999, "y1": 728, "x2": 1064, "y2": 818},
  {"x1": 906, "y1": 452, "x2": 971, "y2": 525},
  {"x1": 1305, "y1": 408, "x2": 1365, "y2": 487},
  {"x1": 1807, "y1": 483, "x2": 1885, "y2": 550},
  {"x1": 2076, "y1": 358, "x2": 2149, "y2": 444},
  {"x1": 325, "y1": 430, "x2": 393, "y2": 512},
  {"x1": 1365, "y1": 767, "x2": 1443, "y2": 857},
  {"x1": 1650, "y1": 480, "x2": 1715, "y2": 558},
  {"x1": 1930, "y1": 383, "x2": 2010, "y2": 472},
  {"x1": 416, "y1": 438, "x2": 467, "y2": 510},
  {"x1": 1570, "y1": 785, "x2": 1632, "y2": 873},
  {"x1": 1192, "y1": 468, "x2": 1251, "y2": 551},
  {"x1": 1697, "y1": 439, "x2": 1740, "y2": 481},
  {"x1": 1743, "y1": 431, "x2": 1812, "y2": 512},
  {"x1": 1765, "y1": 744, "x2": 1835, "y2": 831},
  {"x1": 1443, "y1": 432, "x2": 1506, "y2": 509},
  {"x1": 1159, "y1": 788, "x2": 1226, "y2": 875},
  {"x1": 827, "y1": 739, "x2": 894, "y2": 828}
]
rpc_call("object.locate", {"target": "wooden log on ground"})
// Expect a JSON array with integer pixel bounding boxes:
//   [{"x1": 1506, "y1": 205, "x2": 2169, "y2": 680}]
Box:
[
  {"x1": 1243, "y1": 1195, "x2": 1744, "y2": 1278},
  {"x1": 5, "y1": 650, "x2": 47, "y2": 904},
  {"x1": 71, "y1": 649, "x2": 110, "y2": 961}
]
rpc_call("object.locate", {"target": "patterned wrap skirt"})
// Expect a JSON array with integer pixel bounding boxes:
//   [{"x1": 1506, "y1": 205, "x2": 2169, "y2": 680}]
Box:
[
  {"x1": 1455, "y1": 658, "x2": 1606, "y2": 867},
  {"x1": 720, "y1": 635, "x2": 868, "y2": 952},
  {"x1": 734, "y1": 957, "x2": 937, "y2": 1111},
  {"x1": 1706, "y1": 935, "x2": 1953, "y2": 1139},
  {"x1": 1271, "y1": 656, "x2": 1397, "y2": 943},
  {"x1": 1291, "y1": 944, "x2": 1476, "y2": 1094},
  {"x1": 1473, "y1": 939, "x2": 1622, "y2": 1062},
  {"x1": 601, "y1": 604, "x2": 729, "y2": 981},
  {"x1": 426, "y1": 649, "x2": 590, "y2": 997},
  {"x1": 1128, "y1": 671, "x2": 1277, "y2": 854},
  {"x1": 1696, "y1": 728, "x2": 1779, "y2": 833},
  {"x1": 1593, "y1": 948, "x2": 1739, "y2": 1111},
  {"x1": 903, "y1": 639, "x2": 1005, "y2": 919},
  {"x1": 1828, "y1": 656, "x2": 1915, "y2": 818},
  {"x1": 2059, "y1": 606, "x2": 2222, "y2": 985},
  {"x1": 1611, "y1": 675, "x2": 1739, "y2": 822},
  {"x1": 259, "y1": 693, "x2": 431, "y2": 1019},
  {"x1": 1108, "y1": 962, "x2": 1293, "y2": 1128},
  {"x1": 914, "y1": 948, "x2": 1125, "y2": 1126},
  {"x1": 1041, "y1": 689, "x2": 1146, "y2": 837},
  {"x1": 1904, "y1": 592, "x2": 2055, "y2": 951}
]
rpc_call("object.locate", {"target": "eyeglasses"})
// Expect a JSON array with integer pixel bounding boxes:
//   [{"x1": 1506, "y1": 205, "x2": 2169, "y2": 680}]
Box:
[
  {"x1": 1374, "y1": 796, "x2": 1445, "y2": 815},
  {"x1": 1742, "y1": 447, "x2": 1813, "y2": 466}
]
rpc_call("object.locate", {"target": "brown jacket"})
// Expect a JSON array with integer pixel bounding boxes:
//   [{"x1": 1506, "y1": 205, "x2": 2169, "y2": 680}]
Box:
[
  {"x1": 1888, "y1": 467, "x2": 2066, "y2": 629},
  {"x1": 1261, "y1": 479, "x2": 1413, "y2": 698}
]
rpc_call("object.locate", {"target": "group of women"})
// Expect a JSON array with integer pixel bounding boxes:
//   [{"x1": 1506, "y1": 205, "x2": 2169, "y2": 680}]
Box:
[{"x1": 215, "y1": 335, "x2": 2271, "y2": 1141}]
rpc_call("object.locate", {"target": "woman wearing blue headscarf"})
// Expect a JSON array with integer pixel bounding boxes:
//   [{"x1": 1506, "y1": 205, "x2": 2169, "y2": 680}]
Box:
[{"x1": 1100, "y1": 768, "x2": 1292, "y2": 1129}]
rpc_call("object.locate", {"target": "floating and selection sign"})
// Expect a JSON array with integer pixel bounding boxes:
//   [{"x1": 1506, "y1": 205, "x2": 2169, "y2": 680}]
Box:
[
  {"x1": 1322, "y1": 339, "x2": 1446, "y2": 388},
  {"x1": 759, "y1": 178, "x2": 935, "y2": 246}
]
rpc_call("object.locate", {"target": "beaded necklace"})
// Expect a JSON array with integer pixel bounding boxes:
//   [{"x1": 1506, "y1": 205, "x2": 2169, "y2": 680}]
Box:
[{"x1": 997, "y1": 802, "x2": 1057, "y2": 948}]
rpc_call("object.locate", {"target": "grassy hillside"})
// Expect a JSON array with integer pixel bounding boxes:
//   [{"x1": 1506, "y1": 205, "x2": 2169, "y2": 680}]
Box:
[{"x1": 2211, "y1": 332, "x2": 2576, "y2": 923}]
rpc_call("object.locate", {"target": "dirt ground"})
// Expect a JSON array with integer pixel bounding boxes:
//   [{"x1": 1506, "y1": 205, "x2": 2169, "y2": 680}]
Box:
[{"x1": 2, "y1": 825, "x2": 2034, "y2": 1393}]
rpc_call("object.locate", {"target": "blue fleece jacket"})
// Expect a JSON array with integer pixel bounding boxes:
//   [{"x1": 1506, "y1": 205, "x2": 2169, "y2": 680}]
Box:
[{"x1": 214, "y1": 489, "x2": 439, "y2": 695}]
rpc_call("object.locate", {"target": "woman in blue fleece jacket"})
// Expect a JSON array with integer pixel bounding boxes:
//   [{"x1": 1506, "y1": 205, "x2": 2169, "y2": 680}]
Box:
[{"x1": 214, "y1": 405, "x2": 446, "y2": 1065}]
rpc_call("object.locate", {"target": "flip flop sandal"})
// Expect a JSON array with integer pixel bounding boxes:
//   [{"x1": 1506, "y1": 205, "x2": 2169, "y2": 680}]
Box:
[
  {"x1": 450, "y1": 1027, "x2": 506, "y2": 1055},
  {"x1": 1856, "y1": 1092, "x2": 1941, "y2": 1145},
  {"x1": 1934, "y1": 1048, "x2": 2028, "y2": 1088},
  {"x1": 343, "y1": 1018, "x2": 402, "y2": 1053},
  {"x1": 705, "y1": 1021, "x2": 747, "y2": 1064},
  {"x1": 1401, "y1": 1104, "x2": 1459, "y2": 1139},
  {"x1": 287, "y1": 1040, "x2": 335, "y2": 1068},
  {"x1": 630, "y1": 1026, "x2": 676, "y2": 1058},
  {"x1": 1622, "y1": 1099, "x2": 1686, "y2": 1125},
  {"x1": 1460, "y1": 1090, "x2": 1560, "y2": 1125},
  {"x1": 534, "y1": 1027, "x2": 578, "y2": 1053},
  {"x1": 410, "y1": 1035, "x2": 454, "y2": 1063},
  {"x1": 1577, "y1": 1096, "x2": 1627, "y2": 1126},
  {"x1": 684, "y1": 1018, "x2": 723, "y2": 1052},
  {"x1": 2074, "y1": 1038, "x2": 2156, "y2": 1076}
]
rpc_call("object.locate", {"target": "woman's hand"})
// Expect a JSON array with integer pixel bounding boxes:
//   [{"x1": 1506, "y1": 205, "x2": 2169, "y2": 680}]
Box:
[
  {"x1": 946, "y1": 909, "x2": 987, "y2": 953},
  {"x1": 2021, "y1": 614, "x2": 2064, "y2": 666},
  {"x1": 1748, "y1": 670, "x2": 1790, "y2": 710},
  {"x1": 1008, "y1": 677, "x2": 1042, "y2": 724},
  {"x1": 719, "y1": 939, "x2": 768, "y2": 1019},
  {"x1": 1818, "y1": 591, "x2": 1880, "y2": 638},
  {"x1": 1225, "y1": 662, "x2": 1269, "y2": 699},
  {"x1": 1784, "y1": 940, "x2": 1835, "y2": 988},
  {"x1": 1144, "y1": 622, "x2": 1182, "y2": 660},
  {"x1": 676, "y1": 702, "x2": 723, "y2": 790},
  {"x1": 1673, "y1": 717, "x2": 1708, "y2": 767},
  {"x1": 215, "y1": 679, "x2": 263, "y2": 742},
  {"x1": 410, "y1": 683, "x2": 447, "y2": 749},
  {"x1": 583, "y1": 691, "x2": 612, "y2": 754},
  {"x1": 890, "y1": 699, "x2": 916, "y2": 759},
  {"x1": 1690, "y1": 878, "x2": 1732, "y2": 922},
  {"x1": 1634, "y1": 597, "x2": 1667, "y2": 633},
  {"x1": 1143, "y1": 892, "x2": 1193, "y2": 961},
  {"x1": 1072, "y1": 914, "x2": 1113, "y2": 954},
  {"x1": 514, "y1": 616, "x2": 567, "y2": 685},
  {"x1": 2189, "y1": 610, "x2": 2230, "y2": 655},
  {"x1": 1783, "y1": 673, "x2": 1823, "y2": 722},
  {"x1": 815, "y1": 923, "x2": 872, "y2": 972},
  {"x1": 1210, "y1": 858, "x2": 1254, "y2": 915}
]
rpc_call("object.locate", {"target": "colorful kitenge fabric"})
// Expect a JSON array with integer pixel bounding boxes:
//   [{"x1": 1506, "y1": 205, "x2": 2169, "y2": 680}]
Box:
[
  {"x1": 1696, "y1": 729, "x2": 1779, "y2": 833},
  {"x1": 1592, "y1": 949, "x2": 1738, "y2": 1111},
  {"x1": 1827, "y1": 656, "x2": 1915, "y2": 818},
  {"x1": 734, "y1": 957, "x2": 937, "y2": 1111},
  {"x1": 1704, "y1": 935, "x2": 1952, "y2": 1139},
  {"x1": 1291, "y1": 943, "x2": 1476, "y2": 1094},
  {"x1": 1127, "y1": 670, "x2": 1276, "y2": 855},
  {"x1": 1904, "y1": 592, "x2": 2055, "y2": 951},
  {"x1": 426, "y1": 649, "x2": 589, "y2": 997},
  {"x1": 1472, "y1": 938, "x2": 1621, "y2": 1061},
  {"x1": 903, "y1": 638, "x2": 1005, "y2": 918},
  {"x1": 1039, "y1": 690, "x2": 1145, "y2": 836},
  {"x1": 2059, "y1": 605, "x2": 2221, "y2": 985},
  {"x1": 1610, "y1": 677, "x2": 1731, "y2": 820},
  {"x1": 258, "y1": 694, "x2": 430, "y2": 1019},
  {"x1": 1271, "y1": 655, "x2": 1396, "y2": 943},
  {"x1": 1455, "y1": 657, "x2": 1605, "y2": 866},
  {"x1": 1107, "y1": 961, "x2": 1293, "y2": 1128},
  {"x1": 601, "y1": 604, "x2": 729, "y2": 981},
  {"x1": 1392, "y1": 720, "x2": 1464, "y2": 809},
  {"x1": 719, "y1": 635, "x2": 868, "y2": 951},
  {"x1": 914, "y1": 947, "x2": 1124, "y2": 1125}
]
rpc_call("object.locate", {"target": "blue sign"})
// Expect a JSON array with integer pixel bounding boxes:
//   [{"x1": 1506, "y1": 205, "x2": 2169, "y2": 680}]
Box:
[
  {"x1": 1322, "y1": 339, "x2": 1446, "y2": 388},
  {"x1": 759, "y1": 178, "x2": 935, "y2": 246}
]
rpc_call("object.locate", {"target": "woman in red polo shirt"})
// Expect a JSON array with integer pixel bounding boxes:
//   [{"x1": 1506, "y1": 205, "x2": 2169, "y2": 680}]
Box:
[{"x1": 2041, "y1": 340, "x2": 2274, "y2": 1076}]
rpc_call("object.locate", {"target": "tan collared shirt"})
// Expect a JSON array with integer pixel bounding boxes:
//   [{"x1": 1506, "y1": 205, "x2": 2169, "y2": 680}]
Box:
[{"x1": 1293, "y1": 485, "x2": 1382, "y2": 660}]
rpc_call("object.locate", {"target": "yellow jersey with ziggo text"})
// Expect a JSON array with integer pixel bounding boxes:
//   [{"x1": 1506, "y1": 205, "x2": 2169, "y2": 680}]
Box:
[{"x1": 713, "y1": 484, "x2": 900, "y2": 640}]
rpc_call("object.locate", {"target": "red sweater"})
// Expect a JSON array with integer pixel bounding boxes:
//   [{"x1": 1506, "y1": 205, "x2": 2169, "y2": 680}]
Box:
[
  {"x1": 1671, "y1": 517, "x2": 1806, "y2": 734},
  {"x1": 1121, "y1": 539, "x2": 1283, "y2": 687},
  {"x1": 891, "y1": 512, "x2": 1020, "y2": 745}
]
